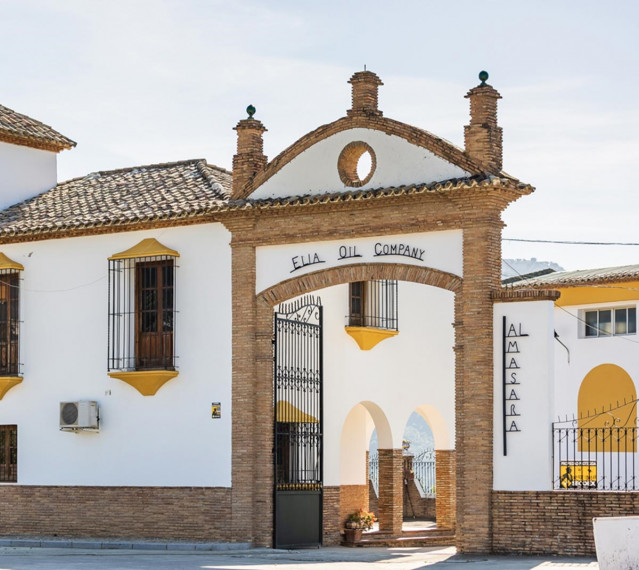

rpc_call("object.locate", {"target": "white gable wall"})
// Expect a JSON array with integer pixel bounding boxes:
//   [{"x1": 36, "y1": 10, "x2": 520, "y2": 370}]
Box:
[
  {"x1": 0, "y1": 141, "x2": 57, "y2": 209},
  {"x1": 251, "y1": 128, "x2": 470, "y2": 200}
]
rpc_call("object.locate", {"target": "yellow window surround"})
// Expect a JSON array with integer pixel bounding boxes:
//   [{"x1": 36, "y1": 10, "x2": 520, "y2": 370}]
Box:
[
  {"x1": 0, "y1": 377, "x2": 22, "y2": 400},
  {"x1": 108, "y1": 370, "x2": 179, "y2": 396},
  {"x1": 109, "y1": 238, "x2": 180, "y2": 260},
  {"x1": 275, "y1": 400, "x2": 318, "y2": 423},
  {"x1": 0, "y1": 252, "x2": 24, "y2": 271},
  {"x1": 345, "y1": 326, "x2": 398, "y2": 350}
]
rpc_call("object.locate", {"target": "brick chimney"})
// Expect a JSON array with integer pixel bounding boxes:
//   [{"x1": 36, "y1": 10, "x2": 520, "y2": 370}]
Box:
[
  {"x1": 231, "y1": 105, "x2": 267, "y2": 198},
  {"x1": 464, "y1": 71, "x2": 503, "y2": 172},
  {"x1": 347, "y1": 70, "x2": 383, "y2": 117}
]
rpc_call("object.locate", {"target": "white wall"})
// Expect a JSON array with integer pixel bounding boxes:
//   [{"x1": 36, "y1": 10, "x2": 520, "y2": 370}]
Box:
[
  {"x1": 315, "y1": 281, "x2": 455, "y2": 486},
  {"x1": 493, "y1": 300, "x2": 555, "y2": 491},
  {"x1": 0, "y1": 223, "x2": 233, "y2": 487},
  {"x1": 251, "y1": 128, "x2": 469, "y2": 200},
  {"x1": 256, "y1": 230, "x2": 463, "y2": 294},
  {"x1": 0, "y1": 141, "x2": 57, "y2": 209}
]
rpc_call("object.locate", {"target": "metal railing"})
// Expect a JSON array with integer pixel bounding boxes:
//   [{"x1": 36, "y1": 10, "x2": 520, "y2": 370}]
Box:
[
  {"x1": 553, "y1": 426, "x2": 638, "y2": 491},
  {"x1": 412, "y1": 450, "x2": 436, "y2": 496}
]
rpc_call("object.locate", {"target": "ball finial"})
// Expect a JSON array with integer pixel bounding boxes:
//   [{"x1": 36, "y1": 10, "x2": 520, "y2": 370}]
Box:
[
  {"x1": 478, "y1": 71, "x2": 489, "y2": 85},
  {"x1": 246, "y1": 104, "x2": 256, "y2": 119}
]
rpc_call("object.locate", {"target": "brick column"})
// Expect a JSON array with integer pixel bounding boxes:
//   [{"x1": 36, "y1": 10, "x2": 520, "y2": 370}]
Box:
[
  {"x1": 435, "y1": 450, "x2": 456, "y2": 529},
  {"x1": 228, "y1": 221, "x2": 273, "y2": 546},
  {"x1": 377, "y1": 449, "x2": 404, "y2": 534},
  {"x1": 455, "y1": 217, "x2": 502, "y2": 552}
]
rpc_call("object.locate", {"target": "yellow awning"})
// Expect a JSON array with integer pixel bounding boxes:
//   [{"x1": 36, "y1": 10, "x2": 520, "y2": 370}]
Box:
[
  {"x1": 109, "y1": 238, "x2": 179, "y2": 260},
  {"x1": 276, "y1": 400, "x2": 318, "y2": 423},
  {"x1": 0, "y1": 252, "x2": 24, "y2": 271}
]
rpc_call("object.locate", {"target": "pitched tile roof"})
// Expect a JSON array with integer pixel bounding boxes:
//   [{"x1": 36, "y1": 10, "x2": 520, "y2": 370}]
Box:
[
  {"x1": 0, "y1": 166, "x2": 531, "y2": 239},
  {"x1": 0, "y1": 159, "x2": 231, "y2": 237},
  {"x1": 0, "y1": 104, "x2": 76, "y2": 152},
  {"x1": 509, "y1": 265, "x2": 639, "y2": 288}
]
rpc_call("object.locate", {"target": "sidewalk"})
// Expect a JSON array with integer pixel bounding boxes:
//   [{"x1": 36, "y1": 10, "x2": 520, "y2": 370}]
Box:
[{"x1": 0, "y1": 544, "x2": 599, "y2": 569}]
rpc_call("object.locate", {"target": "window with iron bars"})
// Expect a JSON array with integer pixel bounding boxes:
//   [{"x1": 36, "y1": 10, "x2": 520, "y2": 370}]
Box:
[
  {"x1": 108, "y1": 255, "x2": 177, "y2": 371},
  {"x1": 0, "y1": 425, "x2": 17, "y2": 483},
  {"x1": 348, "y1": 280, "x2": 398, "y2": 331},
  {"x1": 0, "y1": 271, "x2": 20, "y2": 376}
]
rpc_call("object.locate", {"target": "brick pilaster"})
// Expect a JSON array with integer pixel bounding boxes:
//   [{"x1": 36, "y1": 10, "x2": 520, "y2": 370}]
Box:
[
  {"x1": 455, "y1": 217, "x2": 502, "y2": 552},
  {"x1": 435, "y1": 450, "x2": 456, "y2": 529},
  {"x1": 377, "y1": 449, "x2": 404, "y2": 534},
  {"x1": 229, "y1": 222, "x2": 261, "y2": 544}
]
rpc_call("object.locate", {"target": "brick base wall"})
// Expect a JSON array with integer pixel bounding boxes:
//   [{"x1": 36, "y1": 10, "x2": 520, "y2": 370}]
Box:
[
  {"x1": 0, "y1": 486, "x2": 232, "y2": 542},
  {"x1": 340, "y1": 484, "x2": 369, "y2": 527},
  {"x1": 493, "y1": 490, "x2": 639, "y2": 556},
  {"x1": 322, "y1": 486, "x2": 341, "y2": 545}
]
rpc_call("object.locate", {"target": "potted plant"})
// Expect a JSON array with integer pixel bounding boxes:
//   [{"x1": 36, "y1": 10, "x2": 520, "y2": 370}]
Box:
[{"x1": 344, "y1": 508, "x2": 376, "y2": 543}]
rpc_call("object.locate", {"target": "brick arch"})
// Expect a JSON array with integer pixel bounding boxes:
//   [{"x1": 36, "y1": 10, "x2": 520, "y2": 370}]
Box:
[
  {"x1": 257, "y1": 262, "x2": 462, "y2": 307},
  {"x1": 240, "y1": 115, "x2": 491, "y2": 199}
]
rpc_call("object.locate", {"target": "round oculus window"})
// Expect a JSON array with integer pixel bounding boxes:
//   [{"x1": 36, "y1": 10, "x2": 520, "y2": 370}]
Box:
[{"x1": 337, "y1": 141, "x2": 376, "y2": 188}]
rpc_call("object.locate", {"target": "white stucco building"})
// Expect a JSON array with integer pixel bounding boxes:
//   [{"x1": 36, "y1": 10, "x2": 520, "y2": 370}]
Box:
[{"x1": 0, "y1": 71, "x2": 636, "y2": 556}]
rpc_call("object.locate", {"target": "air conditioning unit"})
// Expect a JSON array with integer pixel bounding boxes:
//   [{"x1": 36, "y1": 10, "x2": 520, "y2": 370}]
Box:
[{"x1": 59, "y1": 401, "x2": 99, "y2": 430}]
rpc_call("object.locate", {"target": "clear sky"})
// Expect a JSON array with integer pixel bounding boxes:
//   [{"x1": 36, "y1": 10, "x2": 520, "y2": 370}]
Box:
[{"x1": 1, "y1": 0, "x2": 638, "y2": 271}]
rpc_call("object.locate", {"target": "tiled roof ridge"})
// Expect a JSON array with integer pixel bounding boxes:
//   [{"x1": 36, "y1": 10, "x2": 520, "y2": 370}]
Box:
[
  {"x1": 509, "y1": 264, "x2": 639, "y2": 288},
  {"x1": 235, "y1": 174, "x2": 533, "y2": 209},
  {"x1": 0, "y1": 103, "x2": 76, "y2": 151},
  {"x1": 64, "y1": 158, "x2": 223, "y2": 180},
  {"x1": 0, "y1": 172, "x2": 531, "y2": 241}
]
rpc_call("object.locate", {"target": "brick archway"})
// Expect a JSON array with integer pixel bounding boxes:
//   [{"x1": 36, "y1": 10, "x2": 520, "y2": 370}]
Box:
[
  {"x1": 241, "y1": 262, "x2": 464, "y2": 546},
  {"x1": 257, "y1": 262, "x2": 461, "y2": 306}
]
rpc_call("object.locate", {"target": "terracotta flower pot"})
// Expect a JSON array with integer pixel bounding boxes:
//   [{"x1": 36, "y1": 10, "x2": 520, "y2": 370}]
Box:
[{"x1": 344, "y1": 528, "x2": 363, "y2": 543}]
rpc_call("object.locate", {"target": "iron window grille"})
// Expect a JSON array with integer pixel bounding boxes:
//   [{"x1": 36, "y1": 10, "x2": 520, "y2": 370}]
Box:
[
  {"x1": 347, "y1": 280, "x2": 398, "y2": 331},
  {"x1": 0, "y1": 425, "x2": 17, "y2": 483},
  {"x1": 108, "y1": 255, "x2": 177, "y2": 371},
  {"x1": 0, "y1": 270, "x2": 20, "y2": 376}
]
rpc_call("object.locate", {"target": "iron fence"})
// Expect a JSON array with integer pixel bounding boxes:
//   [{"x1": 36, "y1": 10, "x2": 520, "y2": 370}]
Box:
[
  {"x1": 553, "y1": 426, "x2": 638, "y2": 490},
  {"x1": 412, "y1": 450, "x2": 436, "y2": 496}
]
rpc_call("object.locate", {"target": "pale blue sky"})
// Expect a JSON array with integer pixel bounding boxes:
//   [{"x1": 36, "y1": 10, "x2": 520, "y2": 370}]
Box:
[{"x1": 2, "y1": 0, "x2": 638, "y2": 270}]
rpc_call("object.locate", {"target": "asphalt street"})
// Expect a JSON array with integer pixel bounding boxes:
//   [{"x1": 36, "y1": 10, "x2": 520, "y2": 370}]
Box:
[{"x1": 0, "y1": 545, "x2": 598, "y2": 569}]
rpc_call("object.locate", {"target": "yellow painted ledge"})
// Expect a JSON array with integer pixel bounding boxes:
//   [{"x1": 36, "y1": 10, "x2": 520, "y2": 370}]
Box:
[
  {"x1": 108, "y1": 370, "x2": 179, "y2": 396},
  {"x1": 0, "y1": 376, "x2": 23, "y2": 400},
  {"x1": 345, "y1": 326, "x2": 398, "y2": 350}
]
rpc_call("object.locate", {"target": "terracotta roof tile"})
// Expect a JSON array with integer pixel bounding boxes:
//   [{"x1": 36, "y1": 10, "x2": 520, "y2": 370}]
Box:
[
  {"x1": 0, "y1": 168, "x2": 530, "y2": 239},
  {"x1": 0, "y1": 104, "x2": 76, "y2": 152},
  {"x1": 234, "y1": 174, "x2": 532, "y2": 210},
  {"x1": 509, "y1": 265, "x2": 639, "y2": 288},
  {"x1": 0, "y1": 159, "x2": 230, "y2": 237}
]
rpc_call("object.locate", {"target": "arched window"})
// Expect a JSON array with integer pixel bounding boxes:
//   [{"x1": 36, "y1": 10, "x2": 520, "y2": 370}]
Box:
[{"x1": 578, "y1": 364, "x2": 637, "y2": 452}]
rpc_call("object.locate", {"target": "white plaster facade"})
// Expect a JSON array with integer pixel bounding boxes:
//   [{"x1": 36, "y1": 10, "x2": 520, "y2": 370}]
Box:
[
  {"x1": 0, "y1": 224, "x2": 233, "y2": 487},
  {"x1": 0, "y1": 141, "x2": 57, "y2": 209}
]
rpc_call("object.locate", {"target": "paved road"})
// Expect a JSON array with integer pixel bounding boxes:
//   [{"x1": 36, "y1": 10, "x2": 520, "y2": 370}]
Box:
[{"x1": 0, "y1": 545, "x2": 598, "y2": 569}]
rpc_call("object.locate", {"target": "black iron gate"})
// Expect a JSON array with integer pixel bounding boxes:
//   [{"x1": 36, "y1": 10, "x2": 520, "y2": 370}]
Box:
[{"x1": 273, "y1": 295, "x2": 323, "y2": 548}]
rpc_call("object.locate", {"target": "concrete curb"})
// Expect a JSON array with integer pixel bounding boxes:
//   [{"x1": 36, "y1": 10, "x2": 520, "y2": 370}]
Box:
[{"x1": 0, "y1": 538, "x2": 251, "y2": 551}]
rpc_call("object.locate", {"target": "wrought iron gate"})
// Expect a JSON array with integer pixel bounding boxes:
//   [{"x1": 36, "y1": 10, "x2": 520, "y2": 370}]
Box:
[{"x1": 273, "y1": 295, "x2": 323, "y2": 548}]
